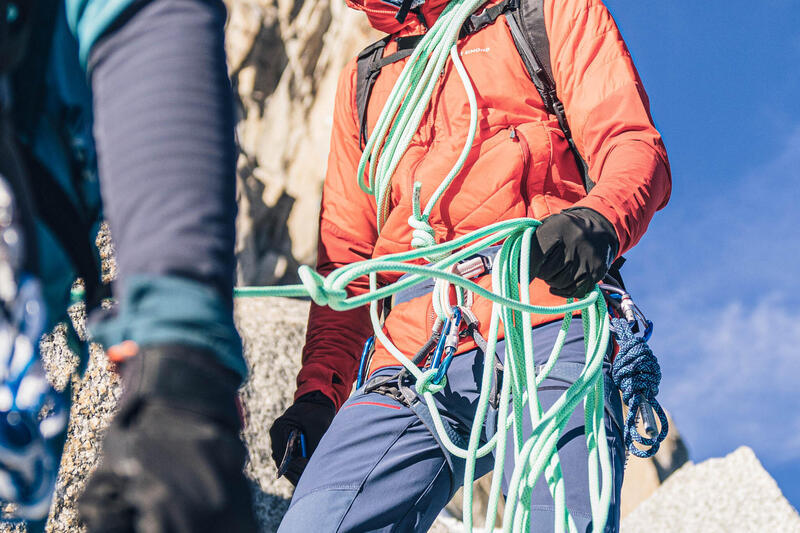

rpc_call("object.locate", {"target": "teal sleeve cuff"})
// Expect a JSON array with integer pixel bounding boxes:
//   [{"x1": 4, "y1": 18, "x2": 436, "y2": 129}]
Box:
[
  {"x1": 65, "y1": 0, "x2": 135, "y2": 68},
  {"x1": 89, "y1": 275, "x2": 246, "y2": 379}
]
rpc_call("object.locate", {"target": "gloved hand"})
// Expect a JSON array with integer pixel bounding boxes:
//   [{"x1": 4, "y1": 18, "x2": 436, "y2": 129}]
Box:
[
  {"x1": 530, "y1": 207, "x2": 619, "y2": 298},
  {"x1": 77, "y1": 344, "x2": 257, "y2": 533},
  {"x1": 269, "y1": 391, "x2": 336, "y2": 486}
]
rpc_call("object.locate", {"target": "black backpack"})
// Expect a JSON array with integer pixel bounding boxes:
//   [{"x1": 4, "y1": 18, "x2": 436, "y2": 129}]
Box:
[{"x1": 355, "y1": 0, "x2": 594, "y2": 194}]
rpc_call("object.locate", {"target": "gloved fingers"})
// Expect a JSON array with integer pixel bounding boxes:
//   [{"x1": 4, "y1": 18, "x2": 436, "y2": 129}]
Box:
[
  {"x1": 283, "y1": 457, "x2": 309, "y2": 486},
  {"x1": 547, "y1": 251, "x2": 612, "y2": 298},
  {"x1": 538, "y1": 252, "x2": 580, "y2": 293},
  {"x1": 549, "y1": 267, "x2": 594, "y2": 298},
  {"x1": 529, "y1": 234, "x2": 568, "y2": 283},
  {"x1": 527, "y1": 231, "x2": 547, "y2": 279},
  {"x1": 269, "y1": 392, "x2": 336, "y2": 469},
  {"x1": 78, "y1": 471, "x2": 136, "y2": 533}
]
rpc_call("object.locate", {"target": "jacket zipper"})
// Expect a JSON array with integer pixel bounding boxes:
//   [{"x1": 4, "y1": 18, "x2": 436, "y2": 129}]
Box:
[{"x1": 509, "y1": 126, "x2": 531, "y2": 206}]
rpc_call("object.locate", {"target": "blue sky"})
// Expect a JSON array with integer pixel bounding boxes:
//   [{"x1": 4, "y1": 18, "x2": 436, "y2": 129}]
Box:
[{"x1": 603, "y1": 0, "x2": 800, "y2": 509}]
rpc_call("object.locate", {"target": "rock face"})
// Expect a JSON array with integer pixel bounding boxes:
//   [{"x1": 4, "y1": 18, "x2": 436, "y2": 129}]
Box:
[
  {"x1": 0, "y1": 1, "x2": 791, "y2": 530},
  {"x1": 622, "y1": 447, "x2": 800, "y2": 533},
  {"x1": 226, "y1": 0, "x2": 377, "y2": 286},
  {"x1": 235, "y1": 296, "x2": 309, "y2": 528}
]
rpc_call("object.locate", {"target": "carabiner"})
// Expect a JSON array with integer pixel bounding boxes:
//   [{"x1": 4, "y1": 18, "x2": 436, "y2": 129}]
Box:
[
  {"x1": 600, "y1": 283, "x2": 654, "y2": 341},
  {"x1": 431, "y1": 307, "x2": 462, "y2": 385},
  {"x1": 355, "y1": 336, "x2": 376, "y2": 389}
]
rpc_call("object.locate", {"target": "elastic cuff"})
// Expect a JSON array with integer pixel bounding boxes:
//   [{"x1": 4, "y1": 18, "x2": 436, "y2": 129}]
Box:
[
  {"x1": 89, "y1": 274, "x2": 246, "y2": 380},
  {"x1": 295, "y1": 378, "x2": 343, "y2": 411}
]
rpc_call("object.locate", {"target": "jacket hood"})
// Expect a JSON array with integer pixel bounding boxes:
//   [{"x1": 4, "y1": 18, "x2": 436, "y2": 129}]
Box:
[{"x1": 346, "y1": 0, "x2": 453, "y2": 35}]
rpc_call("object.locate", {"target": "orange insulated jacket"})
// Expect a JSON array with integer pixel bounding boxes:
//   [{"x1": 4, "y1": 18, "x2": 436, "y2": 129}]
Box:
[{"x1": 297, "y1": 0, "x2": 672, "y2": 408}]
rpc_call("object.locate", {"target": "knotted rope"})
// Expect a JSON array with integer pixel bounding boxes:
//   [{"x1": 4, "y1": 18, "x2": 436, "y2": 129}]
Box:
[{"x1": 610, "y1": 317, "x2": 669, "y2": 458}]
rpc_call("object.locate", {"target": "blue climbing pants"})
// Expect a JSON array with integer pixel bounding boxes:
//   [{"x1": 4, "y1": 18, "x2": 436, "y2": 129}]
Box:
[{"x1": 279, "y1": 319, "x2": 626, "y2": 533}]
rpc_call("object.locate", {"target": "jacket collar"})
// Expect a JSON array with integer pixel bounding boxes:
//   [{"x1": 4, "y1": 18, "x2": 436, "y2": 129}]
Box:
[{"x1": 346, "y1": 0, "x2": 453, "y2": 35}]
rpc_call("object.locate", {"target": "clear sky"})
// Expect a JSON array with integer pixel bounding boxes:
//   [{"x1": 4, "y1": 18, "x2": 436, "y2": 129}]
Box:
[{"x1": 602, "y1": 0, "x2": 800, "y2": 510}]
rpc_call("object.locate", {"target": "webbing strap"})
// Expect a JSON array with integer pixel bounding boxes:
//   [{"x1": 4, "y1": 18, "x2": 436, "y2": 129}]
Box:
[
  {"x1": 406, "y1": 390, "x2": 470, "y2": 474},
  {"x1": 459, "y1": 0, "x2": 515, "y2": 38},
  {"x1": 511, "y1": 0, "x2": 552, "y2": 86},
  {"x1": 356, "y1": 35, "x2": 425, "y2": 148},
  {"x1": 356, "y1": 36, "x2": 390, "y2": 149}
]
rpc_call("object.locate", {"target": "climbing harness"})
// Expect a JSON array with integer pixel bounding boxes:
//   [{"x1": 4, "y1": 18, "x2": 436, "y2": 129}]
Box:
[{"x1": 238, "y1": 221, "x2": 619, "y2": 532}]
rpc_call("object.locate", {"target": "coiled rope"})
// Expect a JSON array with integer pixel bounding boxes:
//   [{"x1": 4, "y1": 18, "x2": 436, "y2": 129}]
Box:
[{"x1": 239, "y1": 221, "x2": 613, "y2": 533}]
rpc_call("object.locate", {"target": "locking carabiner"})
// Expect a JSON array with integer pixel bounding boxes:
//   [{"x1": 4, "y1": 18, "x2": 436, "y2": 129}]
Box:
[{"x1": 600, "y1": 282, "x2": 653, "y2": 341}]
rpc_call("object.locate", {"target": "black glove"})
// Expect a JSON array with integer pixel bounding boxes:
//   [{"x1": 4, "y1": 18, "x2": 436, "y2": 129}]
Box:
[
  {"x1": 530, "y1": 207, "x2": 619, "y2": 298},
  {"x1": 77, "y1": 344, "x2": 257, "y2": 533},
  {"x1": 269, "y1": 391, "x2": 336, "y2": 486}
]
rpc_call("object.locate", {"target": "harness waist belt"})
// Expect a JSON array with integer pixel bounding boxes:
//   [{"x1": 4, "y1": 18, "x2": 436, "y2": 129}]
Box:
[{"x1": 393, "y1": 244, "x2": 501, "y2": 306}]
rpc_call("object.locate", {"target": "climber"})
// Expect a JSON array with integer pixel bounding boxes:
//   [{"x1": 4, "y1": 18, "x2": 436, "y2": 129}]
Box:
[
  {"x1": 0, "y1": 0, "x2": 256, "y2": 530},
  {"x1": 270, "y1": 0, "x2": 671, "y2": 530}
]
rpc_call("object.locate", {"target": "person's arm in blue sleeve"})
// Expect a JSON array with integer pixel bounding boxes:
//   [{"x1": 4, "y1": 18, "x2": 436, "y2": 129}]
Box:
[
  {"x1": 73, "y1": 0, "x2": 244, "y2": 375},
  {"x1": 68, "y1": 1, "x2": 258, "y2": 530}
]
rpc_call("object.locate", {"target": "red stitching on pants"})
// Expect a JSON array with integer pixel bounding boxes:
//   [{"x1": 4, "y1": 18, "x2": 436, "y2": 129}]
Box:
[{"x1": 345, "y1": 401, "x2": 402, "y2": 410}]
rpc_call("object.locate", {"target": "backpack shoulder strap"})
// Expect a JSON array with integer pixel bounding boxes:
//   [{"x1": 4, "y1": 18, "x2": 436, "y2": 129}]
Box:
[
  {"x1": 504, "y1": 0, "x2": 594, "y2": 192},
  {"x1": 355, "y1": 35, "x2": 422, "y2": 149},
  {"x1": 356, "y1": 36, "x2": 390, "y2": 150}
]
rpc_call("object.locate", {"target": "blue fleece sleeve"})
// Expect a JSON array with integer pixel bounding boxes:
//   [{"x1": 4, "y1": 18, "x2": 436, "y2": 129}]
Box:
[{"x1": 85, "y1": 0, "x2": 244, "y2": 377}]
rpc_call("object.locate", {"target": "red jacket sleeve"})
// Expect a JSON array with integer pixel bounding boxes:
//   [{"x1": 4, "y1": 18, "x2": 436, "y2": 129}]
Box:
[
  {"x1": 545, "y1": 0, "x2": 672, "y2": 254},
  {"x1": 295, "y1": 61, "x2": 378, "y2": 409}
]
